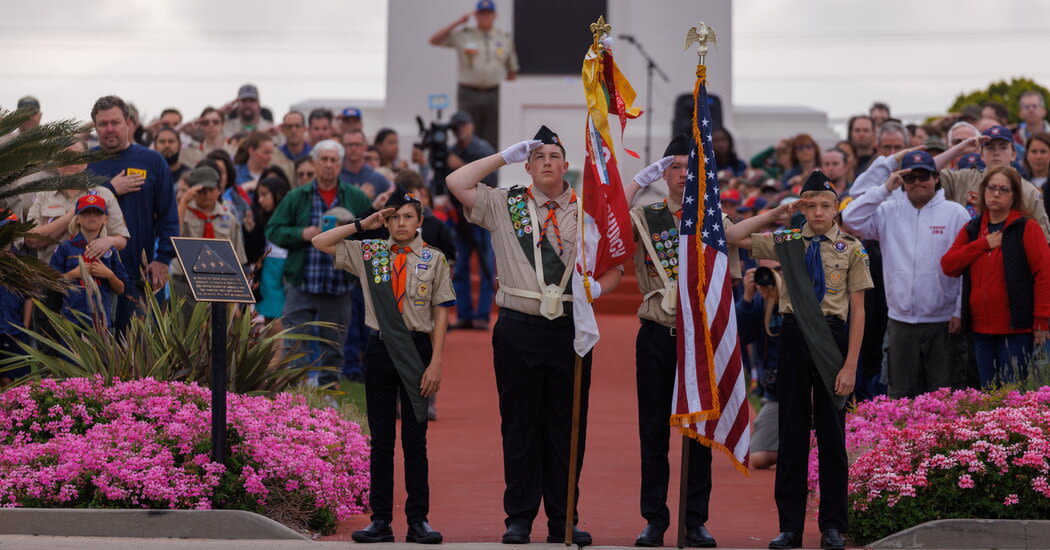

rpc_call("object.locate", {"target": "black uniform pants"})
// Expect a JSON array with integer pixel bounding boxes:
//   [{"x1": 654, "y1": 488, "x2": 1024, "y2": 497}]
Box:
[
  {"x1": 493, "y1": 308, "x2": 592, "y2": 534},
  {"x1": 364, "y1": 331, "x2": 432, "y2": 524},
  {"x1": 636, "y1": 320, "x2": 712, "y2": 531},
  {"x1": 774, "y1": 315, "x2": 848, "y2": 535}
]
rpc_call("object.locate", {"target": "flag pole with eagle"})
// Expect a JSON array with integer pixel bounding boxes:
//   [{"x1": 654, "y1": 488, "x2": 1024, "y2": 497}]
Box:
[
  {"x1": 563, "y1": 15, "x2": 642, "y2": 545},
  {"x1": 671, "y1": 22, "x2": 751, "y2": 475}
]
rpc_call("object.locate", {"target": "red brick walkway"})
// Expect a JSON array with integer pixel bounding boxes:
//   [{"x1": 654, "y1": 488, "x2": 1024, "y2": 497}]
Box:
[{"x1": 325, "y1": 314, "x2": 821, "y2": 547}]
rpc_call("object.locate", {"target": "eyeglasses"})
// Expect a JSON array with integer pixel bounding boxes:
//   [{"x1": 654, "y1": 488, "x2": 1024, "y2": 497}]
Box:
[
  {"x1": 200, "y1": 119, "x2": 222, "y2": 126},
  {"x1": 986, "y1": 185, "x2": 1012, "y2": 195},
  {"x1": 795, "y1": 143, "x2": 815, "y2": 151},
  {"x1": 297, "y1": 171, "x2": 316, "y2": 180},
  {"x1": 903, "y1": 172, "x2": 934, "y2": 184}
]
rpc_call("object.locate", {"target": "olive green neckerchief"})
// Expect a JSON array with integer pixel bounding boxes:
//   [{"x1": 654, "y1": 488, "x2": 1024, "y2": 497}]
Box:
[
  {"x1": 774, "y1": 236, "x2": 848, "y2": 411},
  {"x1": 506, "y1": 186, "x2": 572, "y2": 295},
  {"x1": 360, "y1": 239, "x2": 428, "y2": 423}
]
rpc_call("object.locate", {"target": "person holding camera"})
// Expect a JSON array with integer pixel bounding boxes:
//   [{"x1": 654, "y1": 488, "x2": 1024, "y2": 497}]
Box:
[
  {"x1": 737, "y1": 262, "x2": 784, "y2": 470},
  {"x1": 843, "y1": 150, "x2": 971, "y2": 397},
  {"x1": 447, "y1": 111, "x2": 497, "y2": 330}
]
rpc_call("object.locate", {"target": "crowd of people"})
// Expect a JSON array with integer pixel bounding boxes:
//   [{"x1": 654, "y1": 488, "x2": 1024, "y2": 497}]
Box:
[{"x1": 2, "y1": 3, "x2": 1050, "y2": 545}]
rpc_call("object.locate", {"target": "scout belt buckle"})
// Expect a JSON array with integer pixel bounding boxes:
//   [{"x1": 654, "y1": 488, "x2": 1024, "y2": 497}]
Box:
[{"x1": 540, "y1": 284, "x2": 564, "y2": 320}]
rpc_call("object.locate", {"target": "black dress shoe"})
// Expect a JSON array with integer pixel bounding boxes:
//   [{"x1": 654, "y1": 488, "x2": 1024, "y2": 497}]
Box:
[
  {"x1": 501, "y1": 523, "x2": 531, "y2": 544},
  {"x1": 546, "y1": 526, "x2": 592, "y2": 546},
  {"x1": 634, "y1": 523, "x2": 666, "y2": 547},
  {"x1": 768, "y1": 531, "x2": 802, "y2": 549},
  {"x1": 406, "y1": 521, "x2": 443, "y2": 544},
  {"x1": 685, "y1": 524, "x2": 717, "y2": 548},
  {"x1": 821, "y1": 529, "x2": 845, "y2": 550},
  {"x1": 352, "y1": 520, "x2": 394, "y2": 543}
]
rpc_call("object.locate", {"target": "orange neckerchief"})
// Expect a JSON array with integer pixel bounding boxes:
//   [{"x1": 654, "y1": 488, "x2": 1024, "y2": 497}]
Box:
[
  {"x1": 391, "y1": 244, "x2": 412, "y2": 312},
  {"x1": 527, "y1": 186, "x2": 577, "y2": 255}
]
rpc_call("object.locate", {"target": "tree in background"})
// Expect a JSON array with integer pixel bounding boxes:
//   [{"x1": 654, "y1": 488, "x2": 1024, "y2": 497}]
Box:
[
  {"x1": 950, "y1": 77, "x2": 1050, "y2": 124},
  {"x1": 0, "y1": 107, "x2": 109, "y2": 297}
]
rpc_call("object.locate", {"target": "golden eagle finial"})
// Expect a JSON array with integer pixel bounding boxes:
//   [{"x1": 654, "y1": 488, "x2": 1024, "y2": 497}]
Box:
[
  {"x1": 590, "y1": 15, "x2": 612, "y2": 54},
  {"x1": 684, "y1": 22, "x2": 717, "y2": 61}
]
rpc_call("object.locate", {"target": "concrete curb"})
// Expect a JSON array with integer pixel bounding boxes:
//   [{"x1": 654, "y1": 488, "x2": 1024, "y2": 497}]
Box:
[
  {"x1": 866, "y1": 519, "x2": 1050, "y2": 549},
  {"x1": 0, "y1": 509, "x2": 309, "y2": 540}
]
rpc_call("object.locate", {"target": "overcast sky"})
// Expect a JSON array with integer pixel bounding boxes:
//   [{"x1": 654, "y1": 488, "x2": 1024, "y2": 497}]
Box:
[{"x1": 3, "y1": 0, "x2": 1050, "y2": 130}]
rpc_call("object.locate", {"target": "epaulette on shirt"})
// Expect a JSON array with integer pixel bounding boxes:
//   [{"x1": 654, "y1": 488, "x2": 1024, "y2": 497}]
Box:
[{"x1": 842, "y1": 234, "x2": 858, "y2": 242}]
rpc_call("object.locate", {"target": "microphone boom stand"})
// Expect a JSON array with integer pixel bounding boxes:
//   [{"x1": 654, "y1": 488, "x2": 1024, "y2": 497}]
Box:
[{"x1": 620, "y1": 35, "x2": 670, "y2": 165}]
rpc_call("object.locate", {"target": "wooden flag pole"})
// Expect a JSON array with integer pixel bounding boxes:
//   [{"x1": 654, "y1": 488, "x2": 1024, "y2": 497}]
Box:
[
  {"x1": 676, "y1": 435, "x2": 691, "y2": 548},
  {"x1": 565, "y1": 354, "x2": 584, "y2": 546}
]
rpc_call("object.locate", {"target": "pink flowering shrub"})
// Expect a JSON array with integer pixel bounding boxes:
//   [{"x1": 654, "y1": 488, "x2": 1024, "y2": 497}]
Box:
[
  {"x1": 807, "y1": 387, "x2": 1050, "y2": 543},
  {"x1": 0, "y1": 377, "x2": 369, "y2": 534}
]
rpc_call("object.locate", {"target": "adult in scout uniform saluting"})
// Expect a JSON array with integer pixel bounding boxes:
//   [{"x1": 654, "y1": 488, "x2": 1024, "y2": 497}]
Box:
[
  {"x1": 312, "y1": 191, "x2": 455, "y2": 544},
  {"x1": 727, "y1": 170, "x2": 873, "y2": 550},
  {"x1": 446, "y1": 126, "x2": 622, "y2": 546},
  {"x1": 171, "y1": 166, "x2": 247, "y2": 310},
  {"x1": 624, "y1": 135, "x2": 744, "y2": 548}
]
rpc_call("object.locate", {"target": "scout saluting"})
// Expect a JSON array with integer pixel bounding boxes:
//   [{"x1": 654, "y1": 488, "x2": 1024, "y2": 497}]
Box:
[
  {"x1": 622, "y1": 134, "x2": 744, "y2": 548},
  {"x1": 446, "y1": 126, "x2": 621, "y2": 546},
  {"x1": 312, "y1": 190, "x2": 455, "y2": 545},
  {"x1": 726, "y1": 170, "x2": 873, "y2": 550}
]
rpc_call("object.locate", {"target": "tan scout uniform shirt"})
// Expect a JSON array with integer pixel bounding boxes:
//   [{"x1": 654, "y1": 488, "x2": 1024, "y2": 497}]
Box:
[
  {"x1": 940, "y1": 168, "x2": 1050, "y2": 240},
  {"x1": 172, "y1": 201, "x2": 247, "y2": 277},
  {"x1": 334, "y1": 234, "x2": 455, "y2": 333},
  {"x1": 631, "y1": 200, "x2": 740, "y2": 327},
  {"x1": 440, "y1": 27, "x2": 519, "y2": 88},
  {"x1": 466, "y1": 184, "x2": 578, "y2": 317},
  {"x1": 750, "y1": 222, "x2": 873, "y2": 322},
  {"x1": 28, "y1": 187, "x2": 130, "y2": 263}
]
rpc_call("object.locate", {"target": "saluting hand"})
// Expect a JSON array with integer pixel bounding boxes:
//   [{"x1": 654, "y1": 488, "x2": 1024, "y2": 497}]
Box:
[
  {"x1": 500, "y1": 140, "x2": 543, "y2": 165},
  {"x1": 633, "y1": 156, "x2": 675, "y2": 188},
  {"x1": 886, "y1": 169, "x2": 910, "y2": 192},
  {"x1": 362, "y1": 207, "x2": 396, "y2": 230}
]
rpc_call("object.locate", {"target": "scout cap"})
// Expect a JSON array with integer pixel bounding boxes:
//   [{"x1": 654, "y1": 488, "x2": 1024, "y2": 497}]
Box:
[
  {"x1": 186, "y1": 166, "x2": 220, "y2": 189},
  {"x1": 982, "y1": 125, "x2": 1013, "y2": 143},
  {"x1": 532, "y1": 125, "x2": 564, "y2": 155},
  {"x1": 75, "y1": 194, "x2": 107, "y2": 215},
  {"x1": 663, "y1": 133, "x2": 691, "y2": 157},
  {"x1": 799, "y1": 170, "x2": 836, "y2": 195},
  {"x1": 958, "y1": 153, "x2": 985, "y2": 170},
  {"x1": 476, "y1": 0, "x2": 495, "y2": 12},
  {"x1": 385, "y1": 187, "x2": 423, "y2": 209},
  {"x1": 339, "y1": 107, "x2": 362, "y2": 119}
]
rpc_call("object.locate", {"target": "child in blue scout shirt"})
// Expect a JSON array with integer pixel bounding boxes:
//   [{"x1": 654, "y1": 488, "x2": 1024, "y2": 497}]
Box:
[
  {"x1": 312, "y1": 191, "x2": 455, "y2": 545},
  {"x1": 49, "y1": 195, "x2": 128, "y2": 328},
  {"x1": 727, "y1": 170, "x2": 873, "y2": 550}
]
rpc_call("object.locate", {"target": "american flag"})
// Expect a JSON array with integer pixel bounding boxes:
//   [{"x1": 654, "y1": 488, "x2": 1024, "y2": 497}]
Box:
[{"x1": 671, "y1": 70, "x2": 750, "y2": 473}]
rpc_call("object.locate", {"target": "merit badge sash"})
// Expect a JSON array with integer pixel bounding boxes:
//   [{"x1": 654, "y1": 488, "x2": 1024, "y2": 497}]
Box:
[
  {"x1": 360, "y1": 239, "x2": 428, "y2": 423},
  {"x1": 506, "y1": 187, "x2": 573, "y2": 296},
  {"x1": 773, "y1": 231, "x2": 848, "y2": 411}
]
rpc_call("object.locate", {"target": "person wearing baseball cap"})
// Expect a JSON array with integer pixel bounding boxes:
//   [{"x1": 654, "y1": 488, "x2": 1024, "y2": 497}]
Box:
[
  {"x1": 338, "y1": 107, "x2": 364, "y2": 133},
  {"x1": 225, "y1": 83, "x2": 272, "y2": 136},
  {"x1": 49, "y1": 194, "x2": 128, "y2": 328},
  {"x1": 430, "y1": 0, "x2": 519, "y2": 148},
  {"x1": 842, "y1": 150, "x2": 970, "y2": 399},
  {"x1": 934, "y1": 124, "x2": 1050, "y2": 239}
]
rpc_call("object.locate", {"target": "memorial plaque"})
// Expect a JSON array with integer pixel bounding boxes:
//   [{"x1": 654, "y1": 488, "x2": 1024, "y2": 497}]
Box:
[{"x1": 171, "y1": 237, "x2": 255, "y2": 304}]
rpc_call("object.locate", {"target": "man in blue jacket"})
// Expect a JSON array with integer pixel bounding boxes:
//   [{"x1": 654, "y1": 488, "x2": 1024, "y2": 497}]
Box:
[{"x1": 87, "y1": 95, "x2": 180, "y2": 331}]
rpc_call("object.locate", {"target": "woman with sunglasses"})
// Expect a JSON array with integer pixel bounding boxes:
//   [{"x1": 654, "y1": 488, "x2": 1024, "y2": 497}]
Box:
[
  {"x1": 780, "y1": 133, "x2": 822, "y2": 189},
  {"x1": 942, "y1": 166, "x2": 1050, "y2": 387}
]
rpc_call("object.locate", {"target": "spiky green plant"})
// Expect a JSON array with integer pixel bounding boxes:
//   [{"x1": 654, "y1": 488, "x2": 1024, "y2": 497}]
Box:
[
  {"x1": 0, "y1": 107, "x2": 113, "y2": 297},
  {"x1": 0, "y1": 278, "x2": 337, "y2": 395}
]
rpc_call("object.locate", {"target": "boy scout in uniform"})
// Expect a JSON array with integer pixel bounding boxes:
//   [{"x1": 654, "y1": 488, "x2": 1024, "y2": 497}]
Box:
[
  {"x1": 446, "y1": 126, "x2": 622, "y2": 546},
  {"x1": 313, "y1": 191, "x2": 454, "y2": 545},
  {"x1": 727, "y1": 170, "x2": 872, "y2": 550},
  {"x1": 171, "y1": 166, "x2": 247, "y2": 312},
  {"x1": 624, "y1": 135, "x2": 742, "y2": 548}
]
